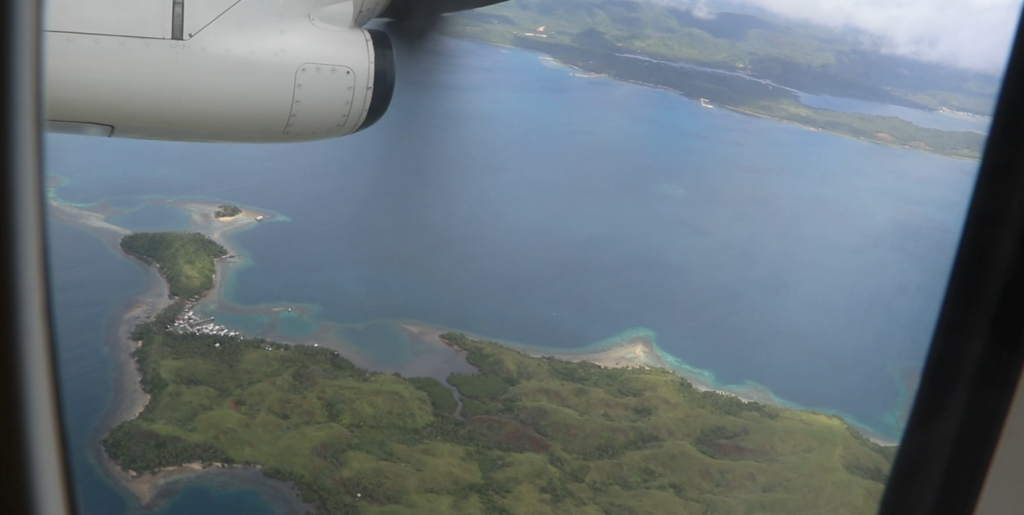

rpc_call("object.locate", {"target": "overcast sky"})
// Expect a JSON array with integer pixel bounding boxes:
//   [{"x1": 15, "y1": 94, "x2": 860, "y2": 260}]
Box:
[{"x1": 688, "y1": 0, "x2": 1024, "y2": 73}]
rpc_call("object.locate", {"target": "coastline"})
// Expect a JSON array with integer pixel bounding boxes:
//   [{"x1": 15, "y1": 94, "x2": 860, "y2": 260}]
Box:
[
  {"x1": 48, "y1": 196, "x2": 317, "y2": 513},
  {"x1": 214, "y1": 207, "x2": 263, "y2": 224},
  {"x1": 447, "y1": 33, "x2": 982, "y2": 162},
  {"x1": 720, "y1": 105, "x2": 982, "y2": 162},
  {"x1": 51, "y1": 194, "x2": 898, "y2": 510},
  {"x1": 538, "y1": 337, "x2": 901, "y2": 446},
  {"x1": 407, "y1": 320, "x2": 901, "y2": 447},
  {"x1": 103, "y1": 202, "x2": 294, "y2": 510}
]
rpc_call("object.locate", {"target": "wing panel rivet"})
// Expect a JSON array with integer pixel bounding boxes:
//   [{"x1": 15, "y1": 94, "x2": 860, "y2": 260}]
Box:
[
  {"x1": 202, "y1": 46, "x2": 207, "y2": 51},
  {"x1": 119, "y1": 40, "x2": 125, "y2": 45},
  {"x1": 301, "y1": 67, "x2": 306, "y2": 72},
  {"x1": 250, "y1": 50, "x2": 256, "y2": 54},
  {"x1": 297, "y1": 84, "x2": 303, "y2": 89},
  {"x1": 226, "y1": 48, "x2": 231, "y2": 53},
  {"x1": 274, "y1": 52, "x2": 279, "y2": 56},
  {"x1": 145, "y1": 42, "x2": 151, "y2": 46},
  {"x1": 67, "y1": 36, "x2": 73, "y2": 42},
  {"x1": 93, "y1": 38, "x2": 99, "y2": 44}
]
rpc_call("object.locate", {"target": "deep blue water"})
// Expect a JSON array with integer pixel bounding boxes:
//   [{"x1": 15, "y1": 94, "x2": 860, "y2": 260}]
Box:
[
  {"x1": 50, "y1": 221, "x2": 140, "y2": 515},
  {"x1": 47, "y1": 36, "x2": 979, "y2": 513}
]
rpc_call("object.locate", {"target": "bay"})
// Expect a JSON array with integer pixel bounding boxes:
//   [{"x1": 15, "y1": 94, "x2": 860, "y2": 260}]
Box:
[{"x1": 797, "y1": 92, "x2": 992, "y2": 133}]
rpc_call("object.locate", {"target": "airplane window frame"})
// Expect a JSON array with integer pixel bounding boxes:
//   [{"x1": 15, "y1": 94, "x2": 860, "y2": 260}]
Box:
[
  {"x1": 0, "y1": 1, "x2": 75, "y2": 514},
  {"x1": 878, "y1": 10, "x2": 1024, "y2": 514},
  {"x1": 2, "y1": 1, "x2": 1024, "y2": 514}
]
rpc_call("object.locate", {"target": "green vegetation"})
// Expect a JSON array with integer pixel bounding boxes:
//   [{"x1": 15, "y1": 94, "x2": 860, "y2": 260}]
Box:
[
  {"x1": 120, "y1": 232, "x2": 227, "y2": 299},
  {"x1": 443, "y1": 0, "x2": 993, "y2": 159},
  {"x1": 215, "y1": 205, "x2": 242, "y2": 218},
  {"x1": 406, "y1": 377, "x2": 459, "y2": 414},
  {"x1": 106, "y1": 233, "x2": 897, "y2": 515}
]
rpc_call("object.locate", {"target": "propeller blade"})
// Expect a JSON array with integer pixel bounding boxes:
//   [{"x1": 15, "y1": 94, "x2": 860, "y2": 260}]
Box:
[
  {"x1": 384, "y1": 15, "x2": 445, "y2": 43},
  {"x1": 379, "y1": 0, "x2": 509, "y2": 21}
]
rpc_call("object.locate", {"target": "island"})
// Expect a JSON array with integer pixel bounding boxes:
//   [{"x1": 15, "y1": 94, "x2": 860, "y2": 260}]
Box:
[
  {"x1": 104, "y1": 231, "x2": 895, "y2": 515},
  {"x1": 443, "y1": 0, "x2": 993, "y2": 159},
  {"x1": 214, "y1": 205, "x2": 243, "y2": 220}
]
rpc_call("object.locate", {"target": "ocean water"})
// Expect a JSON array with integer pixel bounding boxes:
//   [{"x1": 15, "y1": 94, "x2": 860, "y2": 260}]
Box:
[
  {"x1": 108, "y1": 203, "x2": 191, "y2": 232},
  {"x1": 47, "y1": 36, "x2": 979, "y2": 513},
  {"x1": 49, "y1": 221, "x2": 140, "y2": 515}
]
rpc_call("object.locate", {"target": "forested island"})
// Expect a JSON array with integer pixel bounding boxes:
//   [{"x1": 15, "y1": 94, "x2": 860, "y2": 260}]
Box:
[
  {"x1": 443, "y1": 0, "x2": 993, "y2": 159},
  {"x1": 107, "y1": 232, "x2": 895, "y2": 514},
  {"x1": 120, "y1": 232, "x2": 227, "y2": 299},
  {"x1": 215, "y1": 205, "x2": 243, "y2": 219}
]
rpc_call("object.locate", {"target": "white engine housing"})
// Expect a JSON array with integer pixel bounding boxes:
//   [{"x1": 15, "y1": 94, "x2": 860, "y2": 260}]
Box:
[{"x1": 43, "y1": 0, "x2": 396, "y2": 142}]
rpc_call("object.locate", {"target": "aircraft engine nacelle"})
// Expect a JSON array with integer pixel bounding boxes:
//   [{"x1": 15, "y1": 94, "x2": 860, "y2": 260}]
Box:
[{"x1": 44, "y1": 0, "x2": 396, "y2": 142}]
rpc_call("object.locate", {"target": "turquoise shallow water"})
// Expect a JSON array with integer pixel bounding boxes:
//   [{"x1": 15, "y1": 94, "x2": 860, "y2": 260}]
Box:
[
  {"x1": 46, "y1": 35, "x2": 980, "y2": 513},
  {"x1": 338, "y1": 322, "x2": 418, "y2": 365},
  {"x1": 108, "y1": 203, "x2": 191, "y2": 231},
  {"x1": 276, "y1": 311, "x2": 318, "y2": 338}
]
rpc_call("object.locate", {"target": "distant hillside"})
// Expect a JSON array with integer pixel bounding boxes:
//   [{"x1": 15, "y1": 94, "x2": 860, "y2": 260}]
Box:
[{"x1": 446, "y1": 0, "x2": 999, "y2": 116}]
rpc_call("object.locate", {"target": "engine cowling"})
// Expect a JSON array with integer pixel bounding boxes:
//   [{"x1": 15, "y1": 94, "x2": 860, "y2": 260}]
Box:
[{"x1": 44, "y1": 0, "x2": 395, "y2": 142}]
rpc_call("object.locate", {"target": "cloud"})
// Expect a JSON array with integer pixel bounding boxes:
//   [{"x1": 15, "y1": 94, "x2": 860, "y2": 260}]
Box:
[{"x1": 676, "y1": 0, "x2": 1024, "y2": 72}]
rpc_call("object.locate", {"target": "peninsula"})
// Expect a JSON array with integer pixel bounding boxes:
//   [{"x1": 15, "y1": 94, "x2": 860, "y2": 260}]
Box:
[{"x1": 105, "y1": 231, "x2": 897, "y2": 515}]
